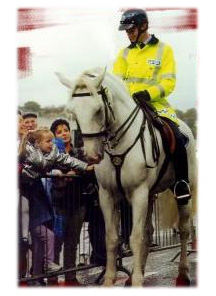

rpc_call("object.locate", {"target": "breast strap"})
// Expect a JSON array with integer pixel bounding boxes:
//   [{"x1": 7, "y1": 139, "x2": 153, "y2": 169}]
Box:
[{"x1": 105, "y1": 131, "x2": 141, "y2": 197}]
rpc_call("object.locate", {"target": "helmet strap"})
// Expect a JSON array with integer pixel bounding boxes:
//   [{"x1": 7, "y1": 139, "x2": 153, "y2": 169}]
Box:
[{"x1": 129, "y1": 24, "x2": 147, "y2": 48}]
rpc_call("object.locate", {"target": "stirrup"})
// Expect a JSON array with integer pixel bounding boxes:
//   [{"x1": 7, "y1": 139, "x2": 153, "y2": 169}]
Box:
[{"x1": 174, "y1": 180, "x2": 191, "y2": 204}]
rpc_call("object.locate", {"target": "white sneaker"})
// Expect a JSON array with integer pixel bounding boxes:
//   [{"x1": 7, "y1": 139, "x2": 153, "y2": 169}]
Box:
[{"x1": 45, "y1": 262, "x2": 62, "y2": 273}]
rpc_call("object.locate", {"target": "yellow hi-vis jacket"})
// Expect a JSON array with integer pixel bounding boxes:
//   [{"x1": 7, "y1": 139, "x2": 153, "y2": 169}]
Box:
[{"x1": 113, "y1": 35, "x2": 178, "y2": 124}]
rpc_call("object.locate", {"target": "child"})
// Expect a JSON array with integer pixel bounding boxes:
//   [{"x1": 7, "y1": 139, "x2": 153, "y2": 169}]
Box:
[
  {"x1": 19, "y1": 127, "x2": 92, "y2": 285},
  {"x1": 19, "y1": 127, "x2": 91, "y2": 180}
]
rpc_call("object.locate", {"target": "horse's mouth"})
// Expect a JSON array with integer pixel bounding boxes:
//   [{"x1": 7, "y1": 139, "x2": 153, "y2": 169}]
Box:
[{"x1": 88, "y1": 154, "x2": 103, "y2": 164}]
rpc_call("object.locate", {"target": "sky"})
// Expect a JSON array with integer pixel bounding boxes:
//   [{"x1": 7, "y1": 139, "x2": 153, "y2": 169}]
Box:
[{"x1": 18, "y1": 8, "x2": 197, "y2": 111}]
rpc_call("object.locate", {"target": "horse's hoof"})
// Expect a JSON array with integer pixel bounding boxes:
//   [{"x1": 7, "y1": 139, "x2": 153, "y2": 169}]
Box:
[
  {"x1": 103, "y1": 279, "x2": 114, "y2": 287},
  {"x1": 124, "y1": 277, "x2": 132, "y2": 287},
  {"x1": 176, "y1": 275, "x2": 191, "y2": 286}
]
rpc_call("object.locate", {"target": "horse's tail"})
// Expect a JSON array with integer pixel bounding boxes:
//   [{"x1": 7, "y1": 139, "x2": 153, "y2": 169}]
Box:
[{"x1": 157, "y1": 183, "x2": 197, "y2": 229}]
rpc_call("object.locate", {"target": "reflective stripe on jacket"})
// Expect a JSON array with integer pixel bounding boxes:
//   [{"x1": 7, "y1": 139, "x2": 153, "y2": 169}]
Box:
[{"x1": 113, "y1": 35, "x2": 178, "y2": 124}]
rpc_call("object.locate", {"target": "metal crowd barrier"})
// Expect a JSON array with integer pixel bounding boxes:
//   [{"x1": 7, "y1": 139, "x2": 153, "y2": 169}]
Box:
[{"x1": 18, "y1": 175, "x2": 195, "y2": 286}]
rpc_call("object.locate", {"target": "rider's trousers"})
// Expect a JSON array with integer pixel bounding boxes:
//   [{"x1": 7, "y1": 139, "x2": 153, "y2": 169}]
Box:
[{"x1": 161, "y1": 117, "x2": 189, "y2": 183}]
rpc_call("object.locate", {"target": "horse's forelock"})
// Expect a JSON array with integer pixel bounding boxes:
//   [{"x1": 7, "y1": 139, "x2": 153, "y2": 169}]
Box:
[
  {"x1": 71, "y1": 69, "x2": 131, "y2": 108},
  {"x1": 71, "y1": 72, "x2": 99, "y2": 99}
]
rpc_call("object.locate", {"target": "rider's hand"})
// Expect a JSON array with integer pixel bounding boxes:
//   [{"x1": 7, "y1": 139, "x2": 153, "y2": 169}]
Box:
[{"x1": 132, "y1": 90, "x2": 151, "y2": 107}]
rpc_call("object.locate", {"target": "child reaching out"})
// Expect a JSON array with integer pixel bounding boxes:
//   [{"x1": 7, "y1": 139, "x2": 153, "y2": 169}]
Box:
[
  {"x1": 18, "y1": 127, "x2": 93, "y2": 284},
  {"x1": 19, "y1": 127, "x2": 93, "y2": 181}
]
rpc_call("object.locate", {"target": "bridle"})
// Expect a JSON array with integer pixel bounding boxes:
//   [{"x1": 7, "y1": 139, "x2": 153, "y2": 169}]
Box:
[
  {"x1": 72, "y1": 86, "x2": 141, "y2": 150},
  {"x1": 72, "y1": 87, "x2": 115, "y2": 139}
]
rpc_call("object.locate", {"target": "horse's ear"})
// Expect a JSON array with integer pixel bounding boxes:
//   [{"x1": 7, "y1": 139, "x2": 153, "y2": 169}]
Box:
[
  {"x1": 55, "y1": 72, "x2": 73, "y2": 89},
  {"x1": 94, "y1": 67, "x2": 107, "y2": 88}
]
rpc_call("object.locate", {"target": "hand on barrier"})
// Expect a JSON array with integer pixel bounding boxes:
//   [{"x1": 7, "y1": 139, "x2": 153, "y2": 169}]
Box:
[
  {"x1": 86, "y1": 164, "x2": 94, "y2": 171},
  {"x1": 49, "y1": 169, "x2": 64, "y2": 176},
  {"x1": 64, "y1": 170, "x2": 76, "y2": 182},
  {"x1": 65, "y1": 170, "x2": 76, "y2": 176},
  {"x1": 21, "y1": 164, "x2": 40, "y2": 181}
]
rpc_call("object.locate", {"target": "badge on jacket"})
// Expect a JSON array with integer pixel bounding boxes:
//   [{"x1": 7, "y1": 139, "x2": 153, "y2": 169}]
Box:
[{"x1": 147, "y1": 59, "x2": 161, "y2": 66}]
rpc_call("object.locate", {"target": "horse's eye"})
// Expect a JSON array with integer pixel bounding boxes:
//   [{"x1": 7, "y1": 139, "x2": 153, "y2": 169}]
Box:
[
  {"x1": 94, "y1": 107, "x2": 103, "y2": 123},
  {"x1": 95, "y1": 108, "x2": 102, "y2": 116}
]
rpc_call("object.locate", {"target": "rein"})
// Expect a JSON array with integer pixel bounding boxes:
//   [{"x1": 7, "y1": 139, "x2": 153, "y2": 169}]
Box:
[{"x1": 106, "y1": 105, "x2": 140, "y2": 149}]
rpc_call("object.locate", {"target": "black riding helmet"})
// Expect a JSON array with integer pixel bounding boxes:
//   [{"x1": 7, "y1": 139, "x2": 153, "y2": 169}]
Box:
[{"x1": 118, "y1": 9, "x2": 148, "y2": 31}]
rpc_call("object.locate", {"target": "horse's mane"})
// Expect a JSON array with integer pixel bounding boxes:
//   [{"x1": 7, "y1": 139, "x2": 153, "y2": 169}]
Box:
[{"x1": 104, "y1": 71, "x2": 134, "y2": 108}]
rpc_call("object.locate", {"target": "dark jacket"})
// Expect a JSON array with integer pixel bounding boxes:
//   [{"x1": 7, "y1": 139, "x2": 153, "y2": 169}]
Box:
[
  {"x1": 51, "y1": 146, "x2": 97, "y2": 214},
  {"x1": 22, "y1": 179, "x2": 55, "y2": 230}
]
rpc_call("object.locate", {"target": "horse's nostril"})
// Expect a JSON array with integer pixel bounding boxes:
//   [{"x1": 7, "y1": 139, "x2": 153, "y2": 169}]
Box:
[{"x1": 88, "y1": 154, "x2": 103, "y2": 164}]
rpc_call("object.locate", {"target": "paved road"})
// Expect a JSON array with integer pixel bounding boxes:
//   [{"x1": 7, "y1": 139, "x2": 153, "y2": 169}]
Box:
[{"x1": 76, "y1": 247, "x2": 197, "y2": 287}]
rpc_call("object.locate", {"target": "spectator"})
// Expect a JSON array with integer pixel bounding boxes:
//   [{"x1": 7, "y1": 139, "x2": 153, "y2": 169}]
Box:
[
  {"x1": 19, "y1": 127, "x2": 91, "y2": 286},
  {"x1": 18, "y1": 111, "x2": 29, "y2": 242},
  {"x1": 48, "y1": 119, "x2": 106, "y2": 286},
  {"x1": 18, "y1": 110, "x2": 30, "y2": 281},
  {"x1": 18, "y1": 110, "x2": 26, "y2": 141},
  {"x1": 23, "y1": 112, "x2": 38, "y2": 132}
]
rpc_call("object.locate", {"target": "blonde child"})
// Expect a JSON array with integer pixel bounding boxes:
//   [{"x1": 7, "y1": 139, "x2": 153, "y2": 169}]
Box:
[
  {"x1": 19, "y1": 127, "x2": 92, "y2": 178},
  {"x1": 19, "y1": 127, "x2": 92, "y2": 285}
]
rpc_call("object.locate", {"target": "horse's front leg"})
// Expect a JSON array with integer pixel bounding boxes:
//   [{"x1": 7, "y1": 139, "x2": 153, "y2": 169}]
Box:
[
  {"x1": 176, "y1": 202, "x2": 191, "y2": 286},
  {"x1": 130, "y1": 185, "x2": 149, "y2": 286},
  {"x1": 142, "y1": 196, "x2": 154, "y2": 273},
  {"x1": 99, "y1": 186, "x2": 119, "y2": 286}
]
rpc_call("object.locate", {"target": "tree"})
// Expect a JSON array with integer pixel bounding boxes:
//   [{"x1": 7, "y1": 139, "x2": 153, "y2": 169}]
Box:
[
  {"x1": 175, "y1": 109, "x2": 185, "y2": 120},
  {"x1": 176, "y1": 108, "x2": 197, "y2": 139},
  {"x1": 183, "y1": 108, "x2": 197, "y2": 139},
  {"x1": 23, "y1": 101, "x2": 41, "y2": 113}
]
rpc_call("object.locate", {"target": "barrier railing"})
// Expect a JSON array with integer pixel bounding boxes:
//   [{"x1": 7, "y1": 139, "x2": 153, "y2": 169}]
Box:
[{"x1": 18, "y1": 175, "x2": 195, "y2": 286}]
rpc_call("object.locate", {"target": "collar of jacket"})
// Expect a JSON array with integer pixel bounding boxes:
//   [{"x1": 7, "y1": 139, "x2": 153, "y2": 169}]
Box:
[{"x1": 128, "y1": 34, "x2": 159, "y2": 49}]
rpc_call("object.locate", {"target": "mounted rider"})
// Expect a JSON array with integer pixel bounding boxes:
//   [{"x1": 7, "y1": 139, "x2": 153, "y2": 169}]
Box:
[{"x1": 113, "y1": 8, "x2": 191, "y2": 204}]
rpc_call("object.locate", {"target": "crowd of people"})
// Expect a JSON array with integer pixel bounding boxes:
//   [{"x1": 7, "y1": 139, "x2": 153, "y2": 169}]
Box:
[{"x1": 18, "y1": 112, "x2": 107, "y2": 286}]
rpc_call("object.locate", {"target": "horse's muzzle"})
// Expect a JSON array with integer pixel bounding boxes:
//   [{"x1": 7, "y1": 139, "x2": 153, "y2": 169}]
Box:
[{"x1": 87, "y1": 153, "x2": 104, "y2": 164}]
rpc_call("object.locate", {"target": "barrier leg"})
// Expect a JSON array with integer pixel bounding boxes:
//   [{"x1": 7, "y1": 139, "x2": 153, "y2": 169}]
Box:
[{"x1": 94, "y1": 257, "x2": 131, "y2": 285}]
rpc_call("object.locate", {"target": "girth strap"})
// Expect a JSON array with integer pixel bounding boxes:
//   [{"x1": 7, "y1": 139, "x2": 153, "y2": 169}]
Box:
[{"x1": 150, "y1": 154, "x2": 171, "y2": 194}]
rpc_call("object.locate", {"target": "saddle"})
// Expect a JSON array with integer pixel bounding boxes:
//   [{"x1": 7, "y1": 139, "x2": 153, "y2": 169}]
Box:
[
  {"x1": 140, "y1": 100, "x2": 176, "y2": 156},
  {"x1": 159, "y1": 119, "x2": 176, "y2": 155}
]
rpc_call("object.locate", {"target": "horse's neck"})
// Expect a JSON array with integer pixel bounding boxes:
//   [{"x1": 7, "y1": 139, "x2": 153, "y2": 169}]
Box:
[{"x1": 113, "y1": 97, "x2": 134, "y2": 126}]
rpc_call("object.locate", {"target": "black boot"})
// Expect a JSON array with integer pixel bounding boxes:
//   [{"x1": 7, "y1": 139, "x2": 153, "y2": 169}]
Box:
[{"x1": 162, "y1": 118, "x2": 192, "y2": 205}]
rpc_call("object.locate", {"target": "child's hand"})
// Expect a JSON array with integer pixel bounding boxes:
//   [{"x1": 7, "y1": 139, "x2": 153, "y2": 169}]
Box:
[
  {"x1": 86, "y1": 165, "x2": 94, "y2": 171},
  {"x1": 65, "y1": 170, "x2": 76, "y2": 176},
  {"x1": 64, "y1": 170, "x2": 76, "y2": 182},
  {"x1": 49, "y1": 169, "x2": 63, "y2": 176}
]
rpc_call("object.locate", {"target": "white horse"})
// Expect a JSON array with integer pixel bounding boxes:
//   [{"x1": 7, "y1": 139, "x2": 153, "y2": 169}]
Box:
[{"x1": 56, "y1": 67, "x2": 197, "y2": 287}]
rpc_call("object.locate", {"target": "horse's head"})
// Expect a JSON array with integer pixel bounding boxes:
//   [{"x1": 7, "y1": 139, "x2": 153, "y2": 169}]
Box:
[{"x1": 56, "y1": 67, "x2": 114, "y2": 164}]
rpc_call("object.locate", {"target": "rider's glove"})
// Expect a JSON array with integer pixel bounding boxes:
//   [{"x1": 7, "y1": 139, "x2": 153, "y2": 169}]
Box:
[{"x1": 132, "y1": 90, "x2": 151, "y2": 108}]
